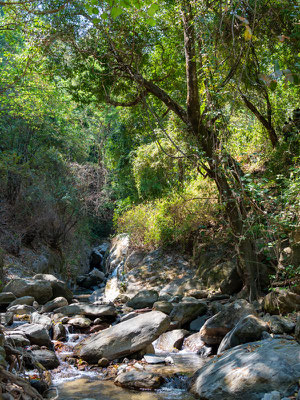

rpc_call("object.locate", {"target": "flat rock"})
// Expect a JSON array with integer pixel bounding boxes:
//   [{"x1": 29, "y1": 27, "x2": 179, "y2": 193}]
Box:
[
  {"x1": 115, "y1": 370, "x2": 163, "y2": 390},
  {"x1": 143, "y1": 354, "x2": 166, "y2": 364},
  {"x1": 76, "y1": 311, "x2": 170, "y2": 363},
  {"x1": 54, "y1": 303, "x2": 117, "y2": 318},
  {"x1": 190, "y1": 338, "x2": 300, "y2": 400}
]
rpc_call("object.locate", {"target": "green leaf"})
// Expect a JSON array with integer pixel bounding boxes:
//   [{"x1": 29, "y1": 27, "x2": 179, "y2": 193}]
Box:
[
  {"x1": 147, "y1": 3, "x2": 159, "y2": 17},
  {"x1": 146, "y1": 17, "x2": 156, "y2": 26},
  {"x1": 100, "y1": 12, "x2": 108, "y2": 20},
  {"x1": 111, "y1": 7, "x2": 123, "y2": 18}
]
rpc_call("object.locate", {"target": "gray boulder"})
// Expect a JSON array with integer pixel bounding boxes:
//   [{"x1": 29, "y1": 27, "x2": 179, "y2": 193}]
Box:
[
  {"x1": 53, "y1": 323, "x2": 67, "y2": 341},
  {"x1": 54, "y1": 303, "x2": 116, "y2": 318},
  {"x1": 30, "y1": 312, "x2": 52, "y2": 330},
  {"x1": 170, "y1": 300, "x2": 207, "y2": 327},
  {"x1": 127, "y1": 290, "x2": 159, "y2": 309},
  {"x1": 3, "y1": 278, "x2": 53, "y2": 304},
  {"x1": 33, "y1": 274, "x2": 73, "y2": 302},
  {"x1": 7, "y1": 305, "x2": 36, "y2": 315},
  {"x1": 217, "y1": 315, "x2": 269, "y2": 354},
  {"x1": 190, "y1": 339, "x2": 300, "y2": 400},
  {"x1": 263, "y1": 315, "x2": 295, "y2": 334},
  {"x1": 68, "y1": 316, "x2": 92, "y2": 328},
  {"x1": 41, "y1": 297, "x2": 68, "y2": 313},
  {"x1": 19, "y1": 323, "x2": 51, "y2": 347},
  {"x1": 76, "y1": 311, "x2": 170, "y2": 363},
  {"x1": 31, "y1": 349, "x2": 60, "y2": 370},
  {"x1": 263, "y1": 289, "x2": 300, "y2": 314},
  {"x1": 200, "y1": 299, "x2": 256, "y2": 345},
  {"x1": 182, "y1": 332, "x2": 206, "y2": 353},
  {"x1": 115, "y1": 370, "x2": 163, "y2": 390},
  {"x1": 0, "y1": 292, "x2": 16, "y2": 306},
  {"x1": 155, "y1": 329, "x2": 189, "y2": 352},
  {"x1": 8, "y1": 296, "x2": 35, "y2": 308},
  {"x1": 5, "y1": 332, "x2": 30, "y2": 347}
]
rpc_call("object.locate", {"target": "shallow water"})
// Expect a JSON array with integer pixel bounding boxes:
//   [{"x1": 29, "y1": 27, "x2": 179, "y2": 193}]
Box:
[{"x1": 57, "y1": 377, "x2": 196, "y2": 400}]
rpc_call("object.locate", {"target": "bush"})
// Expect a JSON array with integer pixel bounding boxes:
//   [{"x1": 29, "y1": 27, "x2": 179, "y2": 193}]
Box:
[{"x1": 115, "y1": 175, "x2": 219, "y2": 249}]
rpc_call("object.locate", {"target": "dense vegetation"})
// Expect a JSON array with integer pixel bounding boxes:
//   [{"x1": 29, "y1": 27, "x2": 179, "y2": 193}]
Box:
[{"x1": 0, "y1": 0, "x2": 299, "y2": 299}]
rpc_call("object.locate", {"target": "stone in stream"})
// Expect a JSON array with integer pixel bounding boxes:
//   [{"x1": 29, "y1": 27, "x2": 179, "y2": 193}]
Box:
[
  {"x1": 41, "y1": 296, "x2": 68, "y2": 313},
  {"x1": 200, "y1": 299, "x2": 256, "y2": 345},
  {"x1": 54, "y1": 303, "x2": 117, "y2": 318},
  {"x1": 7, "y1": 304, "x2": 36, "y2": 315},
  {"x1": 19, "y1": 323, "x2": 52, "y2": 347},
  {"x1": 5, "y1": 333, "x2": 30, "y2": 347},
  {"x1": 75, "y1": 310, "x2": 170, "y2": 363},
  {"x1": 190, "y1": 338, "x2": 300, "y2": 400},
  {"x1": 8, "y1": 296, "x2": 35, "y2": 308},
  {"x1": 30, "y1": 349, "x2": 60, "y2": 370},
  {"x1": 33, "y1": 273, "x2": 73, "y2": 302},
  {"x1": 68, "y1": 316, "x2": 92, "y2": 328},
  {"x1": 126, "y1": 290, "x2": 159, "y2": 309},
  {"x1": 3, "y1": 278, "x2": 53, "y2": 304},
  {"x1": 115, "y1": 370, "x2": 164, "y2": 390},
  {"x1": 182, "y1": 332, "x2": 207, "y2": 353},
  {"x1": 53, "y1": 323, "x2": 67, "y2": 341},
  {"x1": 30, "y1": 312, "x2": 52, "y2": 330},
  {"x1": 217, "y1": 315, "x2": 269, "y2": 354},
  {"x1": 169, "y1": 300, "x2": 207, "y2": 327},
  {"x1": 155, "y1": 329, "x2": 189, "y2": 352}
]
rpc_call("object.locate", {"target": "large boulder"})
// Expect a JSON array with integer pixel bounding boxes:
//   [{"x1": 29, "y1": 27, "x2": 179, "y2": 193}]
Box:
[
  {"x1": 76, "y1": 311, "x2": 170, "y2": 363},
  {"x1": 153, "y1": 301, "x2": 173, "y2": 315},
  {"x1": 190, "y1": 339, "x2": 300, "y2": 400},
  {"x1": 263, "y1": 289, "x2": 300, "y2": 315},
  {"x1": 217, "y1": 315, "x2": 269, "y2": 354},
  {"x1": 263, "y1": 315, "x2": 295, "y2": 334},
  {"x1": 8, "y1": 296, "x2": 35, "y2": 308},
  {"x1": 3, "y1": 278, "x2": 53, "y2": 304},
  {"x1": 126, "y1": 290, "x2": 159, "y2": 309},
  {"x1": 169, "y1": 300, "x2": 207, "y2": 327},
  {"x1": 54, "y1": 303, "x2": 117, "y2": 318},
  {"x1": 19, "y1": 323, "x2": 51, "y2": 347},
  {"x1": 155, "y1": 329, "x2": 189, "y2": 352},
  {"x1": 200, "y1": 299, "x2": 256, "y2": 345},
  {"x1": 115, "y1": 370, "x2": 163, "y2": 390},
  {"x1": 30, "y1": 312, "x2": 52, "y2": 330},
  {"x1": 33, "y1": 274, "x2": 73, "y2": 302}
]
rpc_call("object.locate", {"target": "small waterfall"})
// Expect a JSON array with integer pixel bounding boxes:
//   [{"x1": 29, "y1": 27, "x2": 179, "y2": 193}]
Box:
[{"x1": 103, "y1": 261, "x2": 124, "y2": 303}]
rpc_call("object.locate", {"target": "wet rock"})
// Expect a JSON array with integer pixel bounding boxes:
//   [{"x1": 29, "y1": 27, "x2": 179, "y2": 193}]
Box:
[
  {"x1": 217, "y1": 315, "x2": 269, "y2": 354},
  {"x1": 263, "y1": 315, "x2": 295, "y2": 334},
  {"x1": 19, "y1": 323, "x2": 51, "y2": 347},
  {"x1": 98, "y1": 357, "x2": 109, "y2": 367},
  {"x1": 3, "y1": 278, "x2": 53, "y2": 304},
  {"x1": 54, "y1": 303, "x2": 117, "y2": 318},
  {"x1": 69, "y1": 316, "x2": 92, "y2": 328},
  {"x1": 30, "y1": 312, "x2": 52, "y2": 330},
  {"x1": 41, "y1": 296, "x2": 68, "y2": 313},
  {"x1": 8, "y1": 295, "x2": 35, "y2": 308},
  {"x1": 170, "y1": 300, "x2": 207, "y2": 327},
  {"x1": 190, "y1": 339, "x2": 300, "y2": 400},
  {"x1": 76, "y1": 311, "x2": 170, "y2": 363},
  {"x1": 76, "y1": 274, "x2": 98, "y2": 289},
  {"x1": 7, "y1": 304, "x2": 36, "y2": 315},
  {"x1": 33, "y1": 274, "x2": 73, "y2": 302},
  {"x1": 263, "y1": 289, "x2": 300, "y2": 314},
  {"x1": 152, "y1": 301, "x2": 173, "y2": 315},
  {"x1": 200, "y1": 299, "x2": 256, "y2": 345},
  {"x1": 156, "y1": 329, "x2": 189, "y2": 352},
  {"x1": 106, "y1": 234, "x2": 129, "y2": 273},
  {"x1": 115, "y1": 370, "x2": 163, "y2": 390},
  {"x1": 31, "y1": 349, "x2": 60, "y2": 369},
  {"x1": 53, "y1": 323, "x2": 67, "y2": 341},
  {"x1": 261, "y1": 392, "x2": 281, "y2": 400},
  {"x1": 126, "y1": 290, "x2": 159, "y2": 309},
  {"x1": 0, "y1": 292, "x2": 16, "y2": 306},
  {"x1": 143, "y1": 354, "x2": 166, "y2": 364},
  {"x1": 30, "y1": 379, "x2": 49, "y2": 396}
]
